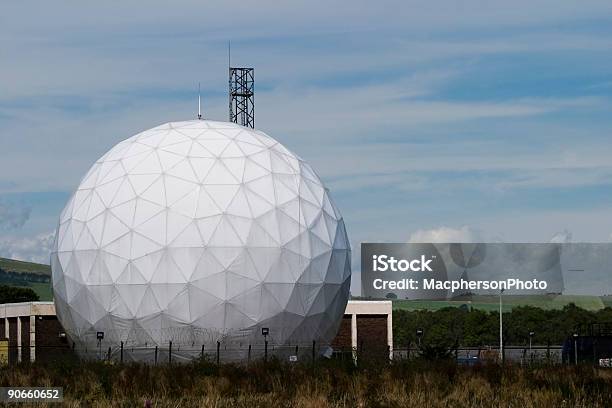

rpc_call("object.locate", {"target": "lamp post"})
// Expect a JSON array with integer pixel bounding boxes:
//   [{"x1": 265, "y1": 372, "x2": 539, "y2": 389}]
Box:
[
  {"x1": 416, "y1": 328, "x2": 423, "y2": 348},
  {"x1": 573, "y1": 333, "x2": 579, "y2": 365},
  {"x1": 262, "y1": 327, "x2": 269, "y2": 361},
  {"x1": 96, "y1": 331, "x2": 104, "y2": 361},
  {"x1": 499, "y1": 289, "x2": 504, "y2": 363},
  {"x1": 529, "y1": 331, "x2": 534, "y2": 353}
]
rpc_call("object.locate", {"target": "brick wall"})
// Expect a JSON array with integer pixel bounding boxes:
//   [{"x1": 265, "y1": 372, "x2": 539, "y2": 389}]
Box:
[
  {"x1": 35, "y1": 316, "x2": 71, "y2": 363},
  {"x1": 356, "y1": 314, "x2": 388, "y2": 355},
  {"x1": 331, "y1": 315, "x2": 352, "y2": 349},
  {"x1": 8, "y1": 317, "x2": 17, "y2": 364},
  {"x1": 20, "y1": 316, "x2": 30, "y2": 362}
]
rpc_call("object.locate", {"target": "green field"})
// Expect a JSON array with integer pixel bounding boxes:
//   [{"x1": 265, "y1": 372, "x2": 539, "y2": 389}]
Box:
[
  {"x1": 0, "y1": 257, "x2": 53, "y2": 301},
  {"x1": 392, "y1": 294, "x2": 608, "y2": 312},
  {"x1": 10, "y1": 282, "x2": 53, "y2": 301},
  {"x1": 0, "y1": 257, "x2": 50, "y2": 276}
]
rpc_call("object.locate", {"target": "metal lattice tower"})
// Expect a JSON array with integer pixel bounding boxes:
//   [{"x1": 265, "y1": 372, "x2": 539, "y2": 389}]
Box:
[{"x1": 229, "y1": 67, "x2": 254, "y2": 128}]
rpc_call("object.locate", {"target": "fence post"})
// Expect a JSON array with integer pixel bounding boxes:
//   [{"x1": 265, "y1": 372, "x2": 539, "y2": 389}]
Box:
[
  {"x1": 120, "y1": 341, "x2": 123, "y2": 363},
  {"x1": 169, "y1": 341, "x2": 172, "y2": 365},
  {"x1": 248, "y1": 344, "x2": 251, "y2": 364},
  {"x1": 312, "y1": 340, "x2": 315, "y2": 364},
  {"x1": 295, "y1": 344, "x2": 299, "y2": 358},
  {"x1": 154, "y1": 345, "x2": 158, "y2": 365},
  {"x1": 216, "y1": 341, "x2": 220, "y2": 365},
  {"x1": 107, "y1": 346, "x2": 111, "y2": 361},
  {"x1": 264, "y1": 340, "x2": 268, "y2": 362}
]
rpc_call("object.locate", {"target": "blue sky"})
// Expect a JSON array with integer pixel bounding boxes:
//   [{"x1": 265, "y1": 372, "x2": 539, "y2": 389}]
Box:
[{"x1": 1, "y1": 1, "x2": 612, "y2": 292}]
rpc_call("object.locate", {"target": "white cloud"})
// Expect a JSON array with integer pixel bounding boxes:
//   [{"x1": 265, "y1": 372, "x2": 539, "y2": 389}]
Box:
[
  {"x1": 408, "y1": 226, "x2": 482, "y2": 243},
  {"x1": 550, "y1": 229, "x2": 573, "y2": 243},
  {"x1": 0, "y1": 202, "x2": 31, "y2": 230},
  {"x1": 0, "y1": 232, "x2": 54, "y2": 264}
]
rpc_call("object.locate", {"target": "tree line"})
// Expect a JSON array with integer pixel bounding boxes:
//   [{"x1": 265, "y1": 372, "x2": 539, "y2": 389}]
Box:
[
  {"x1": 0, "y1": 284, "x2": 39, "y2": 304},
  {"x1": 393, "y1": 304, "x2": 612, "y2": 348}
]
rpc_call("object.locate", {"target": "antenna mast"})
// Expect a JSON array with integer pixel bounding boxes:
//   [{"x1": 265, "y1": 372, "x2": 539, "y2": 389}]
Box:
[
  {"x1": 197, "y1": 82, "x2": 202, "y2": 120},
  {"x1": 228, "y1": 42, "x2": 255, "y2": 128}
]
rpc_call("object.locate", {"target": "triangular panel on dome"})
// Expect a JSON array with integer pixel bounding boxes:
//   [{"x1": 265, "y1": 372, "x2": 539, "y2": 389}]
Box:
[
  {"x1": 121, "y1": 149, "x2": 152, "y2": 173},
  {"x1": 261, "y1": 282, "x2": 294, "y2": 311},
  {"x1": 101, "y1": 211, "x2": 131, "y2": 247},
  {"x1": 243, "y1": 187, "x2": 274, "y2": 218},
  {"x1": 95, "y1": 177, "x2": 124, "y2": 208},
  {"x1": 248, "y1": 150, "x2": 272, "y2": 172},
  {"x1": 136, "y1": 286, "x2": 163, "y2": 319},
  {"x1": 225, "y1": 215, "x2": 252, "y2": 245},
  {"x1": 116, "y1": 263, "x2": 148, "y2": 285},
  {"x1": 219, "y1": 140, "x2": 244, "y2": 158},
  {"x1": 245, "y1": 247, "x2": 281, "y2": 281},
  {"x1": 276, "y1": 209, "x2": 301, "y2": 245},
  {"x1": 207, "y1": 247, "x2": 242, "y2": 269},
  {"x1": 205, "y1": 184, "x2": 240, "y2": 210},
  {"x1": 150, "y1": 283, "x2": 187, "y2": 311},
  {"x1": 79, "y1": 163, "x2": 102, "y2": 190},
  {"x1": 222, "y1": 157, "x2": 246, "y2": 182},
  {"x1": 166, "y1": 209, "x2": 194, "y2": 244},
  {"x1": 171, "y1": 188, "x2": 198, "y2": 218},
  {"x1": 236, "y1": 140, "x2": 265, "y2": 156},
  {"x1": 255, "y1": 210, "x2": 281, "y2": 245},
  {"x1": 73, "y1": 250, "x2": 98, "y2": 282},
  {"x1": 136, "y1": 130, "x2": 169, "y2": 148},
  {"x1": 131, "y1": 232, "x2": 163, "y2": 259},
  {"x1": 161, "y1": 140, "x2": 192, "y2": 157},
  {"x1": 188, "y1": 157, "x2": 215, "y2": 182},
  {"x1": 134, "y1": 210, "x2": 166, "y2": 246},
  {"x1": 131, "y1": 151, "x2": 163, "y2": 175},
  {"x1": 188, "y1": 285, "x2": 224, "y2": 322},
  {"x1": 189, "y1": 142, "x2": 216, "y2": 158},
  {"x1": 157, "y1": 149, "x2": 185, "y2": 173},
  {"x1": 270, "y1": 150, "x2": 296, "y2": 175},
  {"x1": 110, "y1": 198, "x2": 136, "y2": 228},
  {"x1": 298, "y1": 250, "x2": 332, "y2": 284},
  {"x1": 100, "y1": 250, "x2": 129, "y2": 282},
  {"x1": 150, "y1": 251, "x2": 185, "y2": 284},
  {"x1": 98, "y1": 160, "x2": 126, "y2": 185},
  {"x1": 198, "y1": 139, "x2": 230, "y2": 157},
  {"x1": 245, "y1": 220, "x2": 279, "y2": 247},
  {"x1": 86, "y1": 284, "x2": 115, "y2": 312},
  {"x1": 169, "y1": 220, "x2": 203, "y2": 248},
  {"x1": 225, "y1": 271, "x2": 260, "y2": 300},
  {"x1": 72, "y1": 190, "x2": 93, "y2": 221},
  {"x1": 140, "y1": 176, "x2": 167, "y2": 207},
  {"x1": 166, "y1": 158, "x2": 199, "y2": 184},
  {"x1": 272, "y1": 174, "x2": 299, "y2": 205},
  {"x1": 242, "y1": 158, "x2": 270, "y2": 182},
  {"x1": 203, "y1": 160, "x2": 239, "y2": 185},
  {"x1": 208, "y1": 216, "x2": 243, "y2": 247},
  {"x1": 128, "y1": 173, "x2": 159, "y2": 196},
  {"x1": 166, "y1": 247, "x2": 204, "y2": 281},
  {"x1": 116, "y1": 284, "x2": 148, "y2": 318},
  {"x1": 225, "y1": 187, "x2": 253, "y2": 218},
  {"x1": 191, "y1": 259, "x2": 226, "y2": 290}
]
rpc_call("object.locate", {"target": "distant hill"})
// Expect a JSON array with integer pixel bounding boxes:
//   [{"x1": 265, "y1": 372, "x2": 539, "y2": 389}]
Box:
[
  {"x1": 0, "y1": 257, "x2": 50, "y2": 276},
  {"x1": 0, "y1": 257, "x2": 52, "y2": 301}
]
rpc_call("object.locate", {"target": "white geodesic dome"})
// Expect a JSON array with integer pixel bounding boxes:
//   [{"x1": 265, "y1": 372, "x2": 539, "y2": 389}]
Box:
[{"x1": 51, "y1": 120, "x2": 351, "y2": 361}]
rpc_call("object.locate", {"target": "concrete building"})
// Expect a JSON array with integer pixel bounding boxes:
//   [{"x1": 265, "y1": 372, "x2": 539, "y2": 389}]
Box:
[
  {"x1": 0, "y1": 300, "x2": 393, "y2": 363},
  {"x1": 0, "y1": 302, "x2": 67, "y2": 364},
  {"x1": 331, "y1": 300, "x2": 393, "y2": 359}
]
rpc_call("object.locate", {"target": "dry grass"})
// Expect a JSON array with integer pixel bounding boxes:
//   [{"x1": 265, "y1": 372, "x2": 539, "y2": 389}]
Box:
[{"x1": 1, "y1": 358, "x2": 612, "y2": 407}]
